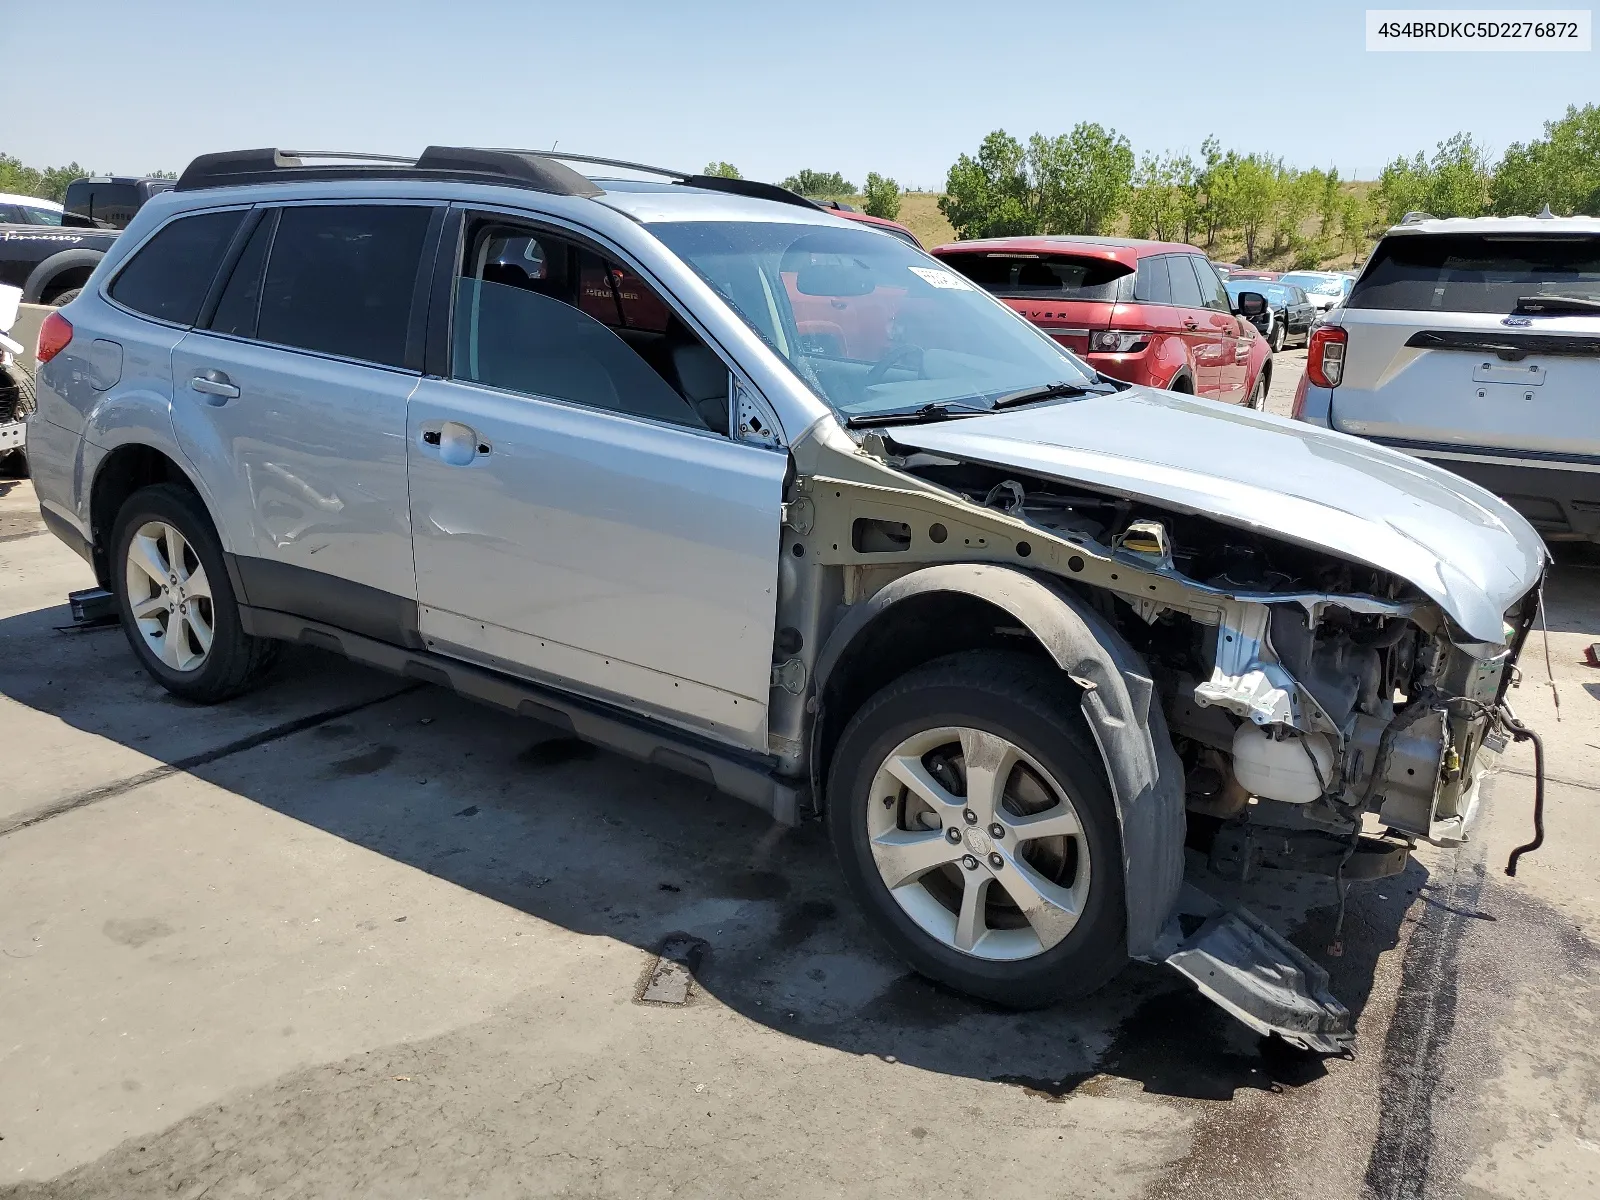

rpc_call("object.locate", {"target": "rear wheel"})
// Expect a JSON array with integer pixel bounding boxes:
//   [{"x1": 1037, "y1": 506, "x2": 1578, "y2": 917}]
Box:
[
  {"x1": 111, "y1": 483, "x2": 277, "y2": 702},
  {"x1": 1247, "y1": 374, "x2": 1268, "y2": 410},
  {"x1": 45, "y1": 287, "x2": 81, "y2": 307},
  {"x1": 1269, "y1": 321, "x2": 1286, "y2": 352},
  {"x1": 827, "y1": 652, "x2": 1127, "y2": 1008}
]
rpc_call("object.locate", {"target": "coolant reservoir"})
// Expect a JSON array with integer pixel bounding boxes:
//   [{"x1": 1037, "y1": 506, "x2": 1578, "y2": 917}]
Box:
[{"x1": 1232, "y1": 725, "x2": 1334, "y2": 805}]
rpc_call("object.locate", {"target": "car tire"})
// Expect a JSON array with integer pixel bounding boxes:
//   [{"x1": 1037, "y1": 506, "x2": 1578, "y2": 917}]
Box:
[
  {"x1": 826, "y1": 650, "x2": 1128, "y2": 1009},
  {"x1": 110, "y1": 483, "x2": 277, "y2": 703},
  {"x1": 1247, "y1": 375, "x2": 1267, "y2": 410},
  {"x1": 45, "y1": 288, "x2": 81, "y2": 307},
  {"x1": 1269, "y1": 321, "x2": 1286, "y2": 353}
]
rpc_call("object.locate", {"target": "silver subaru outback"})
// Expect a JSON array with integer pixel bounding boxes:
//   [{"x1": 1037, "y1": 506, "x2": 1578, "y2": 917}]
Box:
[{"x1": 26, "y1": 147, "x2": 1547, "y2": 1051}]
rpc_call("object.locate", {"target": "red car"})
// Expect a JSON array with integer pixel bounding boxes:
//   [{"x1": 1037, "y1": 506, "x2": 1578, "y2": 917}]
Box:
[
  {"x1": 814, "y1": 200, "x2": 924, "y2": 248},
  {"x1": 932, "y1": 236, "x2": 1272, "y2": 408}
]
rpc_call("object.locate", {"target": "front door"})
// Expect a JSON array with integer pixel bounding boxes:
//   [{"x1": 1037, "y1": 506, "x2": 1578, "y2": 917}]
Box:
[{"x1": 406, "y1": 216, "x2": 787, "y2": 751}]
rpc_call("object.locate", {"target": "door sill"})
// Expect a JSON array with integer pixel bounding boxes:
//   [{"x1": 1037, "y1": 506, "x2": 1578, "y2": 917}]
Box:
[{"x1": 239, "y1": 606, "x2": 801, "y2": 825}]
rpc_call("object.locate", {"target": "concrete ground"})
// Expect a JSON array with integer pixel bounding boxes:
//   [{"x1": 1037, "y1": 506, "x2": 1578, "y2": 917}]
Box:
[{"x1": 1, "y1": 380, "x2": 1596, "y2": 1198}]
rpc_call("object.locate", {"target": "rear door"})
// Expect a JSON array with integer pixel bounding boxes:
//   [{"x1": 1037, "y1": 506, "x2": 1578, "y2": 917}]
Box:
[
  {"x1": 1189, "y1": 257, "x2": 1248, "y2": 402},
  {"x1": 1168, "y1": 255, "x2": 1222, "y2": 396},
  {"x1": 933, "y1": 248, "x2": 1127, "y2": 356},
  {"x1": 1330, "y1": 231, "x2": 1600, "y2": 459},
  {"x1": 170, "y1": 201, "x2": 440, "y2": 633}
]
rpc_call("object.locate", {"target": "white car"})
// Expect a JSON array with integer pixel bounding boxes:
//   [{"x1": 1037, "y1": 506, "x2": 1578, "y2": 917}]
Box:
[
  {"x1": 1294, "y1": 214, "x2": 1600, "y2": 542},
  {"x1": 1278, "y1": 270, "x2": 1353, "y2": 314},
  {"x1": 0, "y1": 192, "x2": 65, "y2": 225}
]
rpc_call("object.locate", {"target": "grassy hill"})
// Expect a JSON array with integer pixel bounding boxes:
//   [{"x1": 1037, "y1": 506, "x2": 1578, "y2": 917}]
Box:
[{"x1": 843, "y1": 182, "x2": 1378, "y2": 269}]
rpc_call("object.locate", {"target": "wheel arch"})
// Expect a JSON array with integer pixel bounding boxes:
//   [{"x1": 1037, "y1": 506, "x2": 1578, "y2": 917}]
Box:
[
  {"x1": 1166, "y1": 367, "x2": 1195, "y2": 393},
  {"x1": 22, "y1": 248, "x2": 106, "y2": 304},
  {"x1": 810, "y1": 563, "x2": 1187, "y2": 959},
  {"x1": 88, "y1": 444, "x2": 212, "y2": 588}
]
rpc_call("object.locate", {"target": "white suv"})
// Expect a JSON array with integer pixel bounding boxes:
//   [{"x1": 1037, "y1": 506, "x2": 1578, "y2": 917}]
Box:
[{"x1": 1294, "y1": 215, "x2": 1600, "y2": 542}]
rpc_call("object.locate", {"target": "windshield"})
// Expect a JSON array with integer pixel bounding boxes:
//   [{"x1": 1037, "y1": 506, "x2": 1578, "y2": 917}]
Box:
[
  {"x1": 648, "y1": 221, "x2": 1099, "y2": 421},
  {"x1": 1226, "y1": 281, "x2": 1290, "y2": 305},
  {"x1": 1281, "y1": 273, "x2": 1344, "y2": 296},
  {"x1": 1348, "y1": 234, "x2": 1600, "y2": 312}
]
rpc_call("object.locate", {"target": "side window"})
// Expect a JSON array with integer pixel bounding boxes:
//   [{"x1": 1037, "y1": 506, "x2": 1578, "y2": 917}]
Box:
[
  {"x1": 208, "y1": 210, "x2": 277, "y2": 338},
  {"x1": 24, "y1": 206, "x2": 64, "y2": 226},
  {"x1": 256, "y1": 205, "x2": 433, "y2": 368},
  {"x1": 452, "y1": 222, "x2": 726, "y2": 433},
  {"x1": 109, "y1": 209, "x2": 244, "y2": 325},
  {"x1": 0, "y1": 205, "x2": 24, "y2": 223},
  {"x1": 1166, "y1": 254, "x2": 1205, "y2": 310},
  {"x1": 1189, "y1": 257, "x2": 1230, "y2": 311},
  {"x1": 1133, "y1": 255, "x2": 1172, "y2": 304}
]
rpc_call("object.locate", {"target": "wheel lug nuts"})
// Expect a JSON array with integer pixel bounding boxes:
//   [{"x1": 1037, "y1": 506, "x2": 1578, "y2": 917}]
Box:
[
  {"x1": 962, "y1": 855, "x2": 979, "y2": 871},
  {"x1": 963, "y1": 809, "x2": 977, "y2": 825},
  {"x1": 988, "y1": 852, "x2": 1004, "y2": 869},
  {"x1": 989, "y1": 823, "x2": 1004, "y2": 839},
  {"x1": 946, "y1": 827, "x2": 962, "y2": 844}
]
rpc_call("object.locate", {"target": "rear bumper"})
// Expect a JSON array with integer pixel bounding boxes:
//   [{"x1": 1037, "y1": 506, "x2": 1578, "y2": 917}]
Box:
[{"x1": 1400, "y1": 447, "x2": 1600, "y2": 541}]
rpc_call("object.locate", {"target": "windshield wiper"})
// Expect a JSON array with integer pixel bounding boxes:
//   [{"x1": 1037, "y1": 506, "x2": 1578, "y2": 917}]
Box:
[
  {"x1": 845, "y1": 401, "x2": 989, "y2": 428},
  {"x1": 991, "y1": 380, "x2": 1104, "y2": 409},
  {"x1": 1514, "y1": 294, "x2": 1600, "y2": 314}
]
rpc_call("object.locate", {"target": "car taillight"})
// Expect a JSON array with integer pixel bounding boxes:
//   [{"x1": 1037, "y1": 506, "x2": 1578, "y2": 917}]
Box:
[
  {"x1": 1306, "y1": 325, "x2": 1346, "y2": 388},
  {"x1": 37, "y1": 311, "x2": 73, "y2": 364},
  {"x1": 1088, "y1": 330, "x2": 1149, "y2": 353}
]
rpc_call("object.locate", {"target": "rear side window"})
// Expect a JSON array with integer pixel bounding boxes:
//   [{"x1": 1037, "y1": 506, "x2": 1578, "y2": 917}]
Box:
[
  {"x1": 937, "y1": 252, "x2": 1132, "y2": 300},
  {"x1": 1166, "y1": 255, "x2": 1206, "y2": 309},
  {"x1": 208, "y1": 211, "x2": 277, "y2": 338},
  {"x1": 256, "y1": 205, "x2": 433, "y2": 368},
  {"x1": 109, "y1": 210, "x2": 244, "y2": 325},
  {"x1": 1133, "y1": 255, "x2": 1172, "y2": 304},
  {"x1": 1349, "y1": 234, "x2": 1600, "y2": 313}
]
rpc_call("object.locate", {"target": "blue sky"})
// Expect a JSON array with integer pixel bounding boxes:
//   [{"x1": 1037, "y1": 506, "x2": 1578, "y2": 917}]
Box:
[{"x1": 3, "y1": 0, "x2": 1594, "y2": 186}]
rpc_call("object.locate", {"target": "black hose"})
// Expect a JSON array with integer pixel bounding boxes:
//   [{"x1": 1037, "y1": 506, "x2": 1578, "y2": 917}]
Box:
[{"x1": 1504, "y1": 712, "x2": 1545, "y2": 877}]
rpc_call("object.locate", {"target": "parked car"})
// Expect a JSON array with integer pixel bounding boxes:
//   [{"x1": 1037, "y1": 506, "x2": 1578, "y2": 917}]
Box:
[
  {"x1": 1278, "y1": 270, "x2": 1352, "y2": 314},
  {"x1": 0, "y1": 283, "x2": 30, "y2": 474},
  {"x1": 1226, "y1": 279, "x2": 1315, "y2": 351},
  {"x1": 29, "y1": 146, "x2": 1547, "y2": 1052},
  {"x1": 1227, "y1": 268, "x2": 1280, "y2": 282},
  {"x1": 0, "y1": 192, "x2": 65, "y2": 225},
  {"x1": 932, "y1": 236, "x2": 1273, "y2": 408},
  {"x1": 812, "y1": 199, "x2": 924, "y2": 248},
  {"x1": 1294, "y1": 213, "x2": 1600, "y2": 542}
]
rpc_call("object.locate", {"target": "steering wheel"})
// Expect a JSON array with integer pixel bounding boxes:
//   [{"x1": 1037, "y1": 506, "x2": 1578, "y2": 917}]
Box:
[{"x1": 863, "y1": 344, "x2": 926, "y2": 389}]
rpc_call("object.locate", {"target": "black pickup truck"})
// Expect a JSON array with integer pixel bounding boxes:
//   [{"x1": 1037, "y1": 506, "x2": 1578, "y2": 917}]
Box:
[{"x1": 0, "y1": 176, "x2": 173, "y2": 305}]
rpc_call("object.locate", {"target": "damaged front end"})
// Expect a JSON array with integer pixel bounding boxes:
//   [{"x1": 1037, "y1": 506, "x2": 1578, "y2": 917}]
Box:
[{"x1": 787, "y1": 417, "x2": 1544, "y2": 1053}]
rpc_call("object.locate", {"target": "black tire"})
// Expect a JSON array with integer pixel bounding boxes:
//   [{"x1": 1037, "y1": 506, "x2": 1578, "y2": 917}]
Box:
[
  {"x1": 110, "y1": 483, "x2": 277, "y2": 702},
  {"x1": 46, "y1": 287, "x2": 81, "y2": 307},
  {"x1": 1269, "y1": 321, "x2": 1286, "y2": 353},
  {"x1": 1247, "y1": 374, "x2": 1267, "y2": 410},
  {"x1": 1168, "y1": 373, "x2": 1193, "y2": 394},
  {"x1": 826, "y1": 651, "x2": 1127, "y2": 1008},
  {"x1": 0, "y1": 451, "x2": 27, "y2": 479}
]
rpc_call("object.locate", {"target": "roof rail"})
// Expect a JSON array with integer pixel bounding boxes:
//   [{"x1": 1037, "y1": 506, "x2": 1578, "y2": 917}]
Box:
[
  {"x1": 500, "y1": 150, "x2": 824, "y2": 212},
  {"x1": 174, "y1": 145, "x2": 824, "y2": 212},
  {"x1": 174, "y1": 146, "x2": 603, "y2": 198},
  {"x1": 1400, "y1": 210, "x2": 1436, "y2": 225}
]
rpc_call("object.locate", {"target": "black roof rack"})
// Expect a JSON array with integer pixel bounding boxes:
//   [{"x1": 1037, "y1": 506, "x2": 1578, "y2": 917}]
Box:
[
  {"x1": 175, "y1": 146, "x2": 604, "y2": 198},
  {"x1": 174, "y1": 146, "x2": 825, "y2": 212}
]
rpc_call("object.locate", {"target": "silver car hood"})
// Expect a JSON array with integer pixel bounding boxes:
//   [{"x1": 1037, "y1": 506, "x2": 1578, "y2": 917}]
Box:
[{"x1": 886, "y1": 389, "x2": 1546, "y2": 647}]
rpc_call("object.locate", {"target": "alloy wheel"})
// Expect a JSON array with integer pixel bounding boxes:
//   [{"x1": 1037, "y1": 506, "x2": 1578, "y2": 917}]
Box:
[
  {"x1": 124, "y1": 520, "x2": 214, "y2": 673},
  {"x1": 865, "y1": 726, "x2": 1091, "y2": 961}
]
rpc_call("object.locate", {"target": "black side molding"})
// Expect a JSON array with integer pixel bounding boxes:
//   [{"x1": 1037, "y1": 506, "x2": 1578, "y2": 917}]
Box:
[
  {"x1": 1406, "y1": 329, "x2": 1600, "y2": 361},
  {"x1": 236, "y1": 606, "x2": 800, "y2": 825}
]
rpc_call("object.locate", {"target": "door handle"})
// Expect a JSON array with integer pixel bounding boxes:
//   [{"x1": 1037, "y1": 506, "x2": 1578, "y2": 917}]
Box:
[
  {"x1": 1182, "y1": 319, "x2": 1199, "y2": 330},
  {"x1": 189, "y1": 370, "x2": 239, "y2": 401},
  {"x1": 419, "y1": 420, "x2": 488, "y2": 466}
]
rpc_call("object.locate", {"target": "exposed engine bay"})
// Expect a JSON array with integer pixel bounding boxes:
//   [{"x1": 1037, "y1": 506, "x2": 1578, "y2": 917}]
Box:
[{"x1": 907, "y1": 457, "x2": 1531, "y2": 867}]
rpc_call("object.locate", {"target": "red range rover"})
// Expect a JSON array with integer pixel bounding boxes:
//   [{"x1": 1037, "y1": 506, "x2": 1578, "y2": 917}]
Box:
[{"x1": 932, "y1": 236, "x2": 1272, "y2": 407}]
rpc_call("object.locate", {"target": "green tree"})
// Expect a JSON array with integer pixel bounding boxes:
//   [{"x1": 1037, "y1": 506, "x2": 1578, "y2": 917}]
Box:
[
  {"x1": 780, "y1": 169, "x2": 854, "y2": 198},
  {"x1": 938, "y1": 130, "x2": 1035, "y2": 239},
  {"x1": 1491, "y1": 103, "x2": 1600, "y2": 216},
  {"x1": 38, "y1": 162, "x2": 88, "y2": 203},
  {"x1": 1337, "y1": 192, "x2": 1368, "y2": 266},
  {"x1": 1374, "y1": 150, "x2": 1430, "y2": 225},
  {"x1": 1127, "y1": 152, "x2": 1177, "y2": 240},
  {"x1": 1271, "y1": 165, "x2": 1317, "y2": 256},
  {"x1": 862, "y1": 172, "x2": 901, "y2": 221},
  {"x1": 1027, "y1": 122, "x2": 1134, "y2": 235},
  {"x1": 1229, "y1": 154, "x2": 1280, "y2": 264},
  {"x1": 702, "y1": 161, "x2": 741, "y2": 179},
  {"x1": 1424, "y1": 133, "x2": 1490, "y2": 217}
]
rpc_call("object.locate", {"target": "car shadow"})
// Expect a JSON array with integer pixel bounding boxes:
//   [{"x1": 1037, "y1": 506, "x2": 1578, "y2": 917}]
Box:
[{"x1": 0, "y1": 599, "x2": 1421, "y2": 1104}]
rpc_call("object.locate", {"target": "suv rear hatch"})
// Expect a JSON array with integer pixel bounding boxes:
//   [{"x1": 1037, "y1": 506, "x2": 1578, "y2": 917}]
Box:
[
  {"x1": 934, "y1": 248, "x2": 1128, "y2": 354},
  {"x1": 1331, "y1": 230, "x2": 1600, "y2": 467}
]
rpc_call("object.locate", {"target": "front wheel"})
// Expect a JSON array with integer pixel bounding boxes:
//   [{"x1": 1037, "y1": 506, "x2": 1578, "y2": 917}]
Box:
[
  {"x1": 111, "y1": 483, "x2": 277, "y2": 702},
  {"x1": 1269, "y1": 321, "x2": 1286, "y2": 353},
  {"x1": 1246, "y1": 375, "x2": 1268, "y2": 410},
  {"x1": 826, "y1": 651, "x2": 1127, "y2": 1008}
]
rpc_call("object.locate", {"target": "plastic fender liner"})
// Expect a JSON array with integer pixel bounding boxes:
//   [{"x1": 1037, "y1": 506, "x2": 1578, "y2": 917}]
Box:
[{"x1": 813, "y1": 563, "x2": 1186, "y2": 959}]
